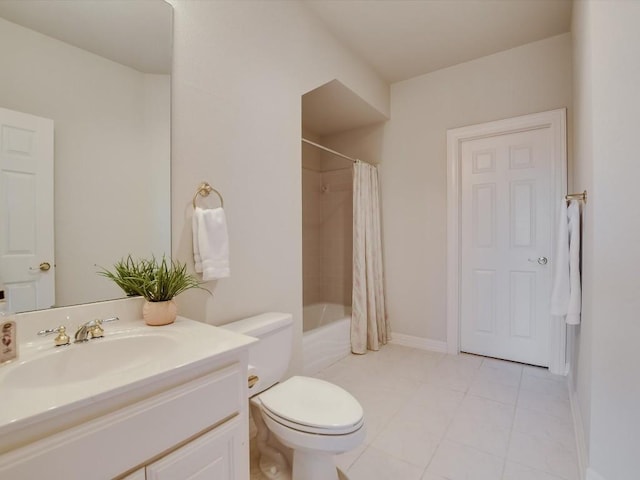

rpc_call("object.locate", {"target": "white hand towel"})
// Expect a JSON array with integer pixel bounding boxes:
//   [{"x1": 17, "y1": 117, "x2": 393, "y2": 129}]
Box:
[
  {"x1": 566, "y1": 201, "x2": 582, "y2": 325},
  {"x1": 192, "y1": 209, "x2": 203, "y2": 273},
  {"x1": 551, "y1": 200, "x2": 581, "y2": 324},
  {"x1": 551, "y1": 201, "x2": 569, "y2": 315},
  {"x1": 192, "y1": 206, "x2": 230, "y2": 281}
]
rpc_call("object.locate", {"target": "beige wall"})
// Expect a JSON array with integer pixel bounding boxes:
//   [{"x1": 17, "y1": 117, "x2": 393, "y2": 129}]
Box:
[
  {"x1": 318, "y1": 167, "x2": 353, "y2": 305},
  {"x1": 380, "y1": 33, "x2": 572, "y2": 341},
  {"x1": 302, "y1": 131, "x2": 324, "y2": 306},
  {"x1": 569, "y1": 0, "x2": 594, "y2": 462},
  {"x1": 168, "y1": 0, "x2": 388, "y2": 370},
  {"x1": 302, "y1": 167, "x2": 323, "y2": 305},
  {"x1": 0, "y1": 17, "x2": 170, "y2": 307},
  {"x1": 571, "y1": 2, "x2": 640, "y2": 478},
  {"x1": 302, "y1": 164, "x2": 353, "y2": 307},
  {"x1": 321, "y1": 123, "x2": 387, "y2": 166}
]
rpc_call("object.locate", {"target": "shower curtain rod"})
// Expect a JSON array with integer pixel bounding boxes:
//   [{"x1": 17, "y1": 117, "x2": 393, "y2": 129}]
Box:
[{"x1": 301, "y1": 137, "x2": 357, "y2": 164}]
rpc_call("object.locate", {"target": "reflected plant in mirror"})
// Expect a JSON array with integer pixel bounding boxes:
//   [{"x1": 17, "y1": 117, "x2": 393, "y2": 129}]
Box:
[
  {"x1": 96, "y1": 255, "x2": 147, "y2": 297},
  {"x1": 0, "y1": 0, "x2": 173, "y2": 313}
]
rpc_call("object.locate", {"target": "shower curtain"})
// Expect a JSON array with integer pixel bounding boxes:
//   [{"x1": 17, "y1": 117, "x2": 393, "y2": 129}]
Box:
[{"x1": 351, "y1": 160, "x2": 389, "y2": 354}]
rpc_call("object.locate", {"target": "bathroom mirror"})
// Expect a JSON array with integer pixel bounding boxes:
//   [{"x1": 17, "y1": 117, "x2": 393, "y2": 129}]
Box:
[{"x1": 0, "y1": 0, "x2": 173, "y2": 313}]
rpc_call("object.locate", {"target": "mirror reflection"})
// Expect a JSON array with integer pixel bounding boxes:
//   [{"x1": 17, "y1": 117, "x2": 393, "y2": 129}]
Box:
[{"x1": 0, "y1": 0, "x2": 172, "y2": 313}]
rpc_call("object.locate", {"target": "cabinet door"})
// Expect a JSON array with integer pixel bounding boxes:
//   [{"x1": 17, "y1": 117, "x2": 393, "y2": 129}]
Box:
[{"x1": 146, "y1": 417, "x2": 242, "y2": 480}]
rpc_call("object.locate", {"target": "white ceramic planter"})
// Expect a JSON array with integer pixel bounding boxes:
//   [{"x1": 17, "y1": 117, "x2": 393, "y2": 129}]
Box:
[{"x1": 142, "y1": 300, "x2": 177, "y2": 326}]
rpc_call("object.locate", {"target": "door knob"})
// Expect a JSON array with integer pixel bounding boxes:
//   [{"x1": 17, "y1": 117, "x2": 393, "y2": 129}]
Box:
[
  {"x1": 528, "y1": 257, "x2": 548, "y2": 265},
  {"x1": 30, "y1": 262, "x2": 51, "y2": 272}
]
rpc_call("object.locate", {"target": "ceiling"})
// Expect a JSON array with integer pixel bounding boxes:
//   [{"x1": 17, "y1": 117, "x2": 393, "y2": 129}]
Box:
[
  {"x1": 304, "y1": 0, "x2": 572, "y2": 84},
  {"x1": 0, "y1": 0, "x2": 172, "y2": 74}
]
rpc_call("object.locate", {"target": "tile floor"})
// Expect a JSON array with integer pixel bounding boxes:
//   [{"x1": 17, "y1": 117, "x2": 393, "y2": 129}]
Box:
[{"x1": 250, "y1": 344, "x2": 579, "y2": 480}]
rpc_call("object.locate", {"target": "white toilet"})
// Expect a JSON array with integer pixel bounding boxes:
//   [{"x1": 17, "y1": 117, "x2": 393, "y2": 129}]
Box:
[{"x1": 222, "y1": 312, "x2": 365, "y2": 480}]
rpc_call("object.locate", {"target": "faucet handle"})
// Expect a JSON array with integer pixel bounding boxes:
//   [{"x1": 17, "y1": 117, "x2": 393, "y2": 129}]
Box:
[
  {"x1": 88, "y1": 316, "x2": 119, "y2": 339},
  {"x1": 37, "y1": 325, "x2": 70, "y2": 346},
  {"x1": 54, "y1": 326, "x2": 70, "y2": 346},
  {"x1": 90, "y1": 322, "x2": 104, "y2": 338}
]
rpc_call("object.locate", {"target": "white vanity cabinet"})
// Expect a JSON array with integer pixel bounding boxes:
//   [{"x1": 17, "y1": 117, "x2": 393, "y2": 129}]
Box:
[
  {"x1": 123, "y1": 469, "x2": 146, "y2": 480},
  {"x1": 144, "y1": 416, "x2": 242, "y2": 479},
  {"x1": 0, "y1": 311, "x2": 255, "y2": 480},
  {"x1": 1, "y1": 361, "x2": 250, "y2": 480},
  {"x1": 121, "y1": 416, "x2": 243, "y2": 480}
]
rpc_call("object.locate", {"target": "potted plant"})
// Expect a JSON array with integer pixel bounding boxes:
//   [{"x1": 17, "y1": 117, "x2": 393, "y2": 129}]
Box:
[
  {"x1": 97, "y1": 255, "x2": 147, "y2": 297},
  {"x1": 99, "y1": 255, "x2": 208, "y2": 326}
]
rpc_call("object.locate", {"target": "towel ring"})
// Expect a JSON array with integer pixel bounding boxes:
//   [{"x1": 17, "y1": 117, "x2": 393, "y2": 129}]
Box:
[{"x1": 192, "y1": 182, "x2": 224, "y2": 209}]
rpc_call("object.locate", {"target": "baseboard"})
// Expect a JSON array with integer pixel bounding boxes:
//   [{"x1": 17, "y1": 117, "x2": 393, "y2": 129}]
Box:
[
  {"x1": 568, "y1": 370, "x2": 588, "y2": 480},
  {"x1": 389, "y1": 333, "x2": 448, "y2": 353},
  {"x1": 586, "y1": 468, "x2": 607, "y2": 480}
]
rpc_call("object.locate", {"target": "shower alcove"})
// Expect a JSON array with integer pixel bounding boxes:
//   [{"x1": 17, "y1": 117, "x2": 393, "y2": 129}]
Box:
[{"x1": 301, "y1": 79, "x2": 387, "y2": 374}]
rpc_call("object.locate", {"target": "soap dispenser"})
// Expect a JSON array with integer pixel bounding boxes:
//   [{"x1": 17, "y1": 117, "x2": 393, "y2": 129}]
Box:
[{"x1": 0, "y1": 289, "x2": 17, "y2": 364}]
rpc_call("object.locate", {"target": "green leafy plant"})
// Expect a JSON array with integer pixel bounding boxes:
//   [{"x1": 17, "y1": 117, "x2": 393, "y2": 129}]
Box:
[
  {"x1": 97, "y1": 255, "x2": 146, "y2": 297},
  {"x1": 98, "y1": 255, "x2": 208, "y2": 302}
]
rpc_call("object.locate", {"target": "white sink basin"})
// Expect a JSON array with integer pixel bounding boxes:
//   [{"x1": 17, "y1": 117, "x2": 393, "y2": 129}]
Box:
[
  {"x1": 0, "y1": 315, "x2": 255, "y2": 454},
  {"x1": 4, "y1": 334, "x2": 178, "y2": 388}
]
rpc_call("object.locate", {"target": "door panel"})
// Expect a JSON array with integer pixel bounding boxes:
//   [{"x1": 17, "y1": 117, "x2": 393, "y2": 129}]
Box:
[{"x1": 460, "y1": 128, "x2": 553, "y2": 366}]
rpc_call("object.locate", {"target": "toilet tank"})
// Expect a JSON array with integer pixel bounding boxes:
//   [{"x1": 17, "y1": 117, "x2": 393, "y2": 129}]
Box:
[{"x1": 221, "y1": 312, "x2": 293, "y2": 396}]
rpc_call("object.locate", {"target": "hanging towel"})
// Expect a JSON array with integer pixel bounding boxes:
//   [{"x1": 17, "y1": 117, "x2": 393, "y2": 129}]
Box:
[
  {"x1": 192, "y1": 206, "x2": 230, "y2": 281},
  {"x1": 192, "y1": 209, "x2": 203, "y2": 273},
  {"x1": 551, "y1": 200, "x2": 581, "y2": 325}
]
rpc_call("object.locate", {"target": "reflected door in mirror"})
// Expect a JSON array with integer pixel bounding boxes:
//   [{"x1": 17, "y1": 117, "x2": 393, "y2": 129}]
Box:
[{"x1": 0, "y1": 107, "x2": 54, "y2": 312}]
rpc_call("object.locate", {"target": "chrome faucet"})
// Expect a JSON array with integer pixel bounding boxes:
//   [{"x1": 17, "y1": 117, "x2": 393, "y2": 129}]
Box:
[
  {"x1": 74, "y1": 317, "x2": 119, "y2": 343},
  {"x1": 74, "y1": 322, "x2": 92, "y2": 343}
]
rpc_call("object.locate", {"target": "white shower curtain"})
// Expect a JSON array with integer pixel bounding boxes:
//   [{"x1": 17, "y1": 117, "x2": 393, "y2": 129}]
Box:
[{"x1": 351, "y1": 160, "x2": 389, "y2": 354}]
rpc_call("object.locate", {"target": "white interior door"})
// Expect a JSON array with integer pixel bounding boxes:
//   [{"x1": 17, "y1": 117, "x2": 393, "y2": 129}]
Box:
[
  {"x1": 0, "y1": 107, "x2": 54, "y2": 312},
  {"x1": 459, "y1": 126, "x2": 556, "y2": 366}
]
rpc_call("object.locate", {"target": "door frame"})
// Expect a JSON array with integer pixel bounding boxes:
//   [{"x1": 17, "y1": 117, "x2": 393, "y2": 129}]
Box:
[{"x1": 446, "y1": 109, "x2": 567, "y2": 374}]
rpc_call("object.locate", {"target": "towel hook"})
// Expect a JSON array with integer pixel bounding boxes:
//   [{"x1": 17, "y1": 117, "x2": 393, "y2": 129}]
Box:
[{"x1": 192, "y1": 182, "x2": 224, "y2": 209}]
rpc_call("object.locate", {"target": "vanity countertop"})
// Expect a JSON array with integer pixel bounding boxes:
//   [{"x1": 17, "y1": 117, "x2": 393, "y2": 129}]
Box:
[{"x1": 0, "y1": 315, "x2": 255, "y2": 454}]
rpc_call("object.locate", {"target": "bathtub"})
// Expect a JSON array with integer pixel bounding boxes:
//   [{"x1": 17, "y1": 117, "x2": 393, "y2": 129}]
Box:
[{"x1": 302, "y1": 303, "x2": 352, "y2": 376}]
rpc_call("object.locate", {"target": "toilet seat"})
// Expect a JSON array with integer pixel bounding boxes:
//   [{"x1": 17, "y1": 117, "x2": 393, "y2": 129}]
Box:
[
  {"x1": 260, "y1": 402, "x2": 365, "y2": 436},
  {"x1": 257, "y1": 376, "x2": 364, "y2": 436}
]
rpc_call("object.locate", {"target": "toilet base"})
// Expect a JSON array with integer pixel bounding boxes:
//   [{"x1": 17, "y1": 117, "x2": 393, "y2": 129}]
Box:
[
  {"x1": 250, "y1": 403, "x2": 352, "y2": 480},
  {"x1": 292, "y1": 450, "x2": 339, "y2": 480},
  {"x1": 259, "y1": 454, "x2": 291, "y2": 480},
  {"x1": 251, "y1": 403, "x2": 291, "y2": 480}
]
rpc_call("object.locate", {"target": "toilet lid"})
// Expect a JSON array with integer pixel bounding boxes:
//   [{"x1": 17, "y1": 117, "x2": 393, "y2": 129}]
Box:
[{"x1": 258, "y1": 376, "x2": 364, "y2": 434}]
